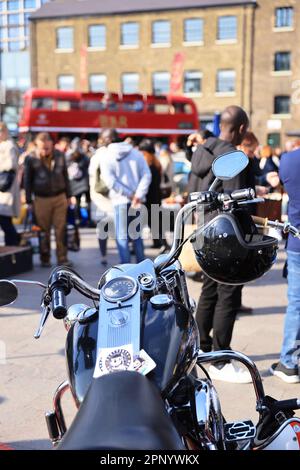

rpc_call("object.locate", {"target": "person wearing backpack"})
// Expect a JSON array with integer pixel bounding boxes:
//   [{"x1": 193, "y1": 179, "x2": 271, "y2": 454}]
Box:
[
  {"x1": 100, "y1": 130, "x2": 151, "y2": 264},
  {"x1": 89, "y1": 129, "x2": 115, "y2": 265}
]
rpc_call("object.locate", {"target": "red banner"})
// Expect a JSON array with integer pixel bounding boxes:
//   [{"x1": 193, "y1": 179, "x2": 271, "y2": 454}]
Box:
[
  {"x1": 170, "y1": 52, "x2": 185, "y2": 94},
  {"x1": 80, "y1": 44, "x2": 88, "y2": 90}
]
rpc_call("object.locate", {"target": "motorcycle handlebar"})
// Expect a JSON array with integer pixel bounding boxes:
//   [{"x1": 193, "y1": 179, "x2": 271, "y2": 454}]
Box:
[
  {"x1": 252, "y1": 216, "x2": 300, "y2": 238},
  {"x1": 51, "y1": 287, "x2": 67, "y2": 319},
  {"x1": 47, "y1": 268, "x2": 100, "y2": 319},
  {"x1": 273, "y1": 398, "x2": 300, "y2": 412},
  {"x1": 230, "y1": 188, "x2": 256, "y2": 202}
]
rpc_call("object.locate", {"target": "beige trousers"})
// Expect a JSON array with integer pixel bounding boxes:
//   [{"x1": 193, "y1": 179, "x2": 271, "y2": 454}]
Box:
[{"x1": 34, "y1": 193, "x2": 68, "y2": 263}]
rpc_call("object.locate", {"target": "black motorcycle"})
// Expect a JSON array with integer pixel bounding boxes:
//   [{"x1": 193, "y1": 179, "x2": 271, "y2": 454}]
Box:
[{"x1": 1, "y1": 150, "x2": 300, "y2": 450}]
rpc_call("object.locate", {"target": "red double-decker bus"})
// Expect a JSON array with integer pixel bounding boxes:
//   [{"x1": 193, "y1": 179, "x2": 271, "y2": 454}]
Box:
[{"x1": 19, "y1": 89, "x2": 199, "y2": 141}]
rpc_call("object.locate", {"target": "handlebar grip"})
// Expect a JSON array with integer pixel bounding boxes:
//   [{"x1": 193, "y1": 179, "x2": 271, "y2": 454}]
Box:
[
  {"x1": 252, "y1": 216, "x2": 269, "y2": 227},
  {"x1": 231, "y1": 188, "x2": 256, "y2": 201},
  {"x1": 273, "y1": 398, "x2": 300, "y2": 412},
  {"x1": 51, "y1": 287, "x2": 67, "y2": 319}
]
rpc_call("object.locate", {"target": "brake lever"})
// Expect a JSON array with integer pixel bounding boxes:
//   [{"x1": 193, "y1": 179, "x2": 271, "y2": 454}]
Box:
[
  {"x1": 237, "y1": 198, "x2": 265, "y2": 205},
  {"x1": 283, "y1": 222, "x2": 300, "y2": 239},
  {"x1": 34, "y1": 290, "x2": 52, "y2": 339}
]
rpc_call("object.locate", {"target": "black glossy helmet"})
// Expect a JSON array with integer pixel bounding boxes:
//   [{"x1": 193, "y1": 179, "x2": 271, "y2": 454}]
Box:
[{"x1": 193, "y1": 210, "x2": 278, "y2": 285}]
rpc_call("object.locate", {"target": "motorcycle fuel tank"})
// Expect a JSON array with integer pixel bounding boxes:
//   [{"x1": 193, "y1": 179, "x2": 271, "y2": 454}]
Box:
[{"x1": 65, "y1": 299, "x2": 199, "y2": 405}]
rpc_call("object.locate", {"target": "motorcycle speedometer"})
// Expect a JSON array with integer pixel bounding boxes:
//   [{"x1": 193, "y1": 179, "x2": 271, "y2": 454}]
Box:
[{"x1": 102, "y1": 276, "x2": 138, "y2": 303}]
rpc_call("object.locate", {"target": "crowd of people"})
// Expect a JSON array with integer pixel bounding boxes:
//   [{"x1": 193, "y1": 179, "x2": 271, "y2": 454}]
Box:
[{"x1": 0, "y1": 105, "x2": 299, "y2": 386}]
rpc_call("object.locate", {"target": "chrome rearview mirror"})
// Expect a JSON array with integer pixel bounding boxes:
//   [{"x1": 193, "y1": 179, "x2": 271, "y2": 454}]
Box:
[
  {"x1": 212, "y1": 150, "x2": 249, "y2": 180},
  {"x1": 0, "y1": 280, "x2": 18, "y2": 307}
]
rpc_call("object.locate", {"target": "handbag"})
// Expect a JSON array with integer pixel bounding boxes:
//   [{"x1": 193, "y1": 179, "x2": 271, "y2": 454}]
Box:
[
  {"x1": 94, "y1": 167, "x2": 109, "y2": 196},
  {"x1": 65, "y1": 206, "x2": 80, "y2": 252},
  {"x1": 0, "y1": 170, "x2": 15, "y2": 192},
  {"x1": 179, "y1": 224, "x2": 202, "y2": 273},
  {"x1": 160, "y1": 172, "x2": 172, "y2": 200},
  {"x1": 19, "y1": 210, "x2": 41, "y2": 255}
]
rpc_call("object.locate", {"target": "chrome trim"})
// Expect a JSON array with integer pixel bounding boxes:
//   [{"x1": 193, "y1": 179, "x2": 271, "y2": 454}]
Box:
[
  {"x1": 197, "y1": 350, "x2": 265, "y2": 407},
  {"x1": 254, "y1": 417, "x2": 300, "y2": 450},
  {"x1": 154, "y1": 200, "x2": 198, "y2": 272},
  {"x1": 64, "y1": 304, "x2": 89, "y2": 331},
  {"x1": 53, "y1": 380, "x2": 70, "y2": 438},
  {"x1": 57, "y1": 269, "x2": 100, "y2": 300},
  {"x1": 10, "y1": 279, "x2": 47, "y2": 289},
  {"x1": 194, "y1": 378, "x2": 225, "y2": 450},
  {"x1": 101, "y1": 276, "x2": 138, "y2": 303}
]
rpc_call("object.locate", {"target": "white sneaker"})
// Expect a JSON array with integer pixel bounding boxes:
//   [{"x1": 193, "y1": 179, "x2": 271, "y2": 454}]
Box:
[{"x1": 208, "y1": 361, "x2": 252, "y2": 384}]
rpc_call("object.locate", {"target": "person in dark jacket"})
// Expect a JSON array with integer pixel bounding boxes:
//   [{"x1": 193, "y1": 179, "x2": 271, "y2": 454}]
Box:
[
  {"x1": 139, "y1": 139, "x2": 169, "y2": 250},
  {"x1": 190, "y1": 105, "x2": 252, "y2": 384},
  {"x1": 24, "y1": 132, "x2": 73, "y2": 267}
]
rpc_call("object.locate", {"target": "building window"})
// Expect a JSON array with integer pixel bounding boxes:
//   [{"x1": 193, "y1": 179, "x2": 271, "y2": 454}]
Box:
[
  {"x1": 121, "y1": 73, "x2": 139, "y2": 93},
  {"x1": 152, "y1": 20, "x2": 171, "y2": 44},
  {"x1": 184, "y1": 18, "x2": 204, "y2": 43},
  {"x1": 56, "y1": 27, "x2": 73, "y2": 50},
  {"x1": 7, "y1": 1, "x2": 19, "y2": 11},
  {"x1": 121, "y1": 22, "x2": 139, "y2": 46},
  {"x1": 274, "y1": 52, "x2": 291, "y2": 71},
  {"x1": 57, "y1": 75, "x2": 75, "y2": 90},
  {"x1": 267, "y1": 133, "x2": 281, "y2": 148},
  {"x1": 8, "y1": 41, "x2": 21, "y2": 51},
  {"x1": 89, "y1": 74, "x2": 106, "y2": 92},
  {"x1": 274, "y1": 95, "x2": 290, "y2": 114},
  {"x1": 8, "y1": 14, "x2": 19, "y2": 25},
  {"x1": 88, "y1": 24, "x2": 106, "y2": 48},
  {"x1": 24, "y1": 0, "x2": 36, "y2": 8},
  {"x1": 184, "y1": 71, "x2": 202, "y2": 93},
  {"x1": 217, "y1": 16, "x2": 237, "y2": 40},
  {"x1": 275, "y1": 7, "x2": 293, "y2": 28},
  {"x1": 216, "y1": 70, "x2": 236, "y2": 92},
  {"x1": 8, "y1": 27, "x2": 20, "y2": 38},
  {"x1": 152, "y1": 72, "x2": 170, "y2": 94}
]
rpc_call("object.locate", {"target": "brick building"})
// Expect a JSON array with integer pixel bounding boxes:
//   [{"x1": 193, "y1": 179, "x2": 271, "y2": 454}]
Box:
[
  {"x1": 30, "y1": 0, "x2": 256, "y2": 130},
  {"x1": 29, "y1": 0, "x2": 300, "y2": 145},
  {"x1": 252, "y1": 0, "x2": 300, "y2": 147}
]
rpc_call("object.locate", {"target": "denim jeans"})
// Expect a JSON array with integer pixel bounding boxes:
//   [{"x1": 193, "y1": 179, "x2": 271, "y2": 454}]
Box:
[
  {"x1": 280, "y1": 251, "x2": 300, "y2": 369},
  {"x1": 114, "y1": 203, "x2": 144, "y2": 264}
]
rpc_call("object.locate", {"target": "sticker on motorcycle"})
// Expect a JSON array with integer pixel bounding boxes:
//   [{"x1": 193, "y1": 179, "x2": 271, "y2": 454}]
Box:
[
  {"x1": 93, "y1": 344, "x2": 133, "y2": 378},
  {"x1": 133, "y1": 349, "x2": 156, "y2": 376}
]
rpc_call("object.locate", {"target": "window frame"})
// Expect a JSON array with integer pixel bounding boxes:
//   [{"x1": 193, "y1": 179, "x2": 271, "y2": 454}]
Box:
[
  {"x1": 89, "y1": 73, "x2": 107, "y2": 93},
  {"x1": 275, "y1": 7, "x2": 294, "y2": 29},
  {"x1": 183, "y1": 18, "x2": 204, "y2": 44},
  {"x1": 274, "y1": 51, "x2": 291, "y2": 72},
  {"x1": 217, "y1": 15, "x2": 238, "y2": 42},
  {"x1": 120, "y1": 22, "x2": 139, "y2": 47},
  {"x1": 152, "y1": 71, "x2": 171, "y2": 95},
  {"x1": 274, "y1": 95, "x2": 291, "y2": 115},
  {"x1": 183, "y1": 70, "x2": 203, "y2": 94},
  {"x1": 56, "y1": 26, "x2": 74, "y2": 51},
  {"x1": 121, "y1": 72, "x2": 139, "y2": 94},
  {"x1": 152, "y1": 20, "x2": 171, "y2": 46},
  {"x1": 57, "y1": 74, "x2": 75, "y2": 91},
  {"x1": 216, "y1": 69, "x2": 236, "y2": 94},
  {"x1": 88, "y1": 24, "x2": 106, "y2": 49}
]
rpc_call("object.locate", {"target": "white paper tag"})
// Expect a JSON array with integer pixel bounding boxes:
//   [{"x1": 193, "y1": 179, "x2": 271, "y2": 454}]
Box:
[
  {"x1": 93, "y1": 345, "x2": 157, "y2": 378},
  {"x1": 133, "y1": 349, "x2": 156, "y2": 376},
  {"x1": 93, "y1": 344, "x2": 133, "y2": 378}
]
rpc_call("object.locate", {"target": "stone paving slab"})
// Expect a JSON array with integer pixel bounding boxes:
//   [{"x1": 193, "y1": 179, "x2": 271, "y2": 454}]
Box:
[{"x1": 0, "y1": 230, "x2": 298, "y2": 449}]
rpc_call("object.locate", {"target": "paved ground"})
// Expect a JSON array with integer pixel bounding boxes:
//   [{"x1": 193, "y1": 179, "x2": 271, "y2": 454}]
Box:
[{"x1": 0, "y1": 229, "x2": 299, "y2": 450}]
